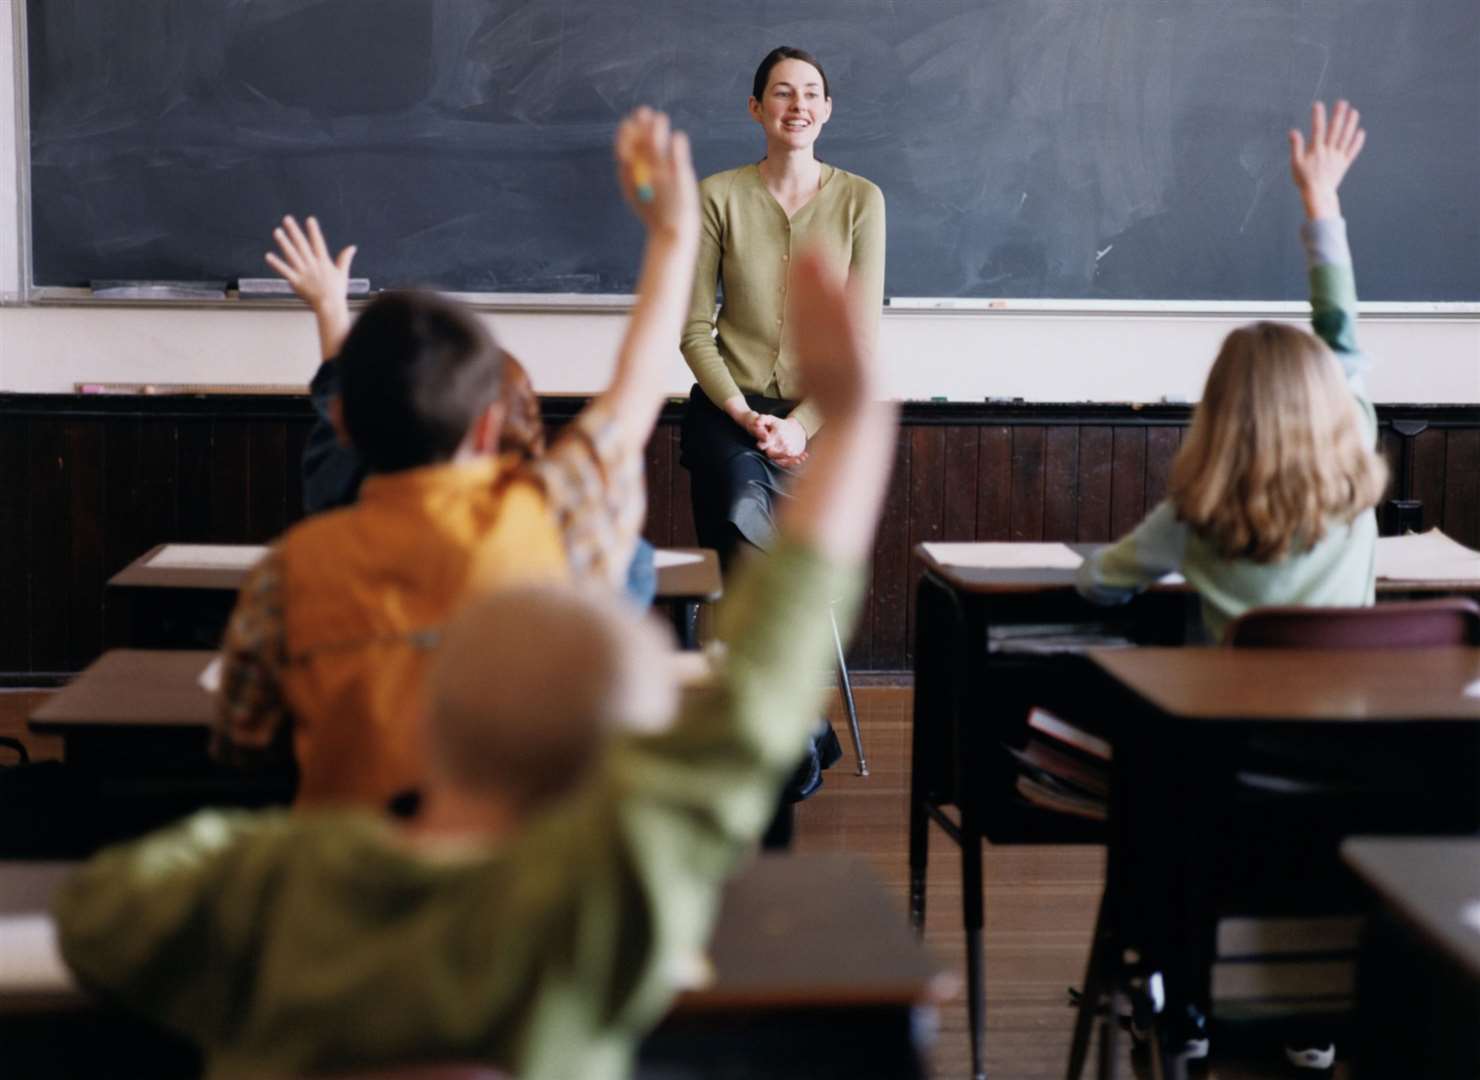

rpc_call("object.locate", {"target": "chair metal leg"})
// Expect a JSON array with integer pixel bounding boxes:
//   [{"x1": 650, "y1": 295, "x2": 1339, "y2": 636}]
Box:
[
  {"x1": 962, "y1": 830, "x2": 987, "y2": 1080},
  {"x1": 830, "y1": 607, "x2": 868, "y2": 776},
  {"x1": 1066, "y1": 891, "x2": 1113, "y2": 1080},
  {"x1": 908, "y1": 797, "x2": 929, "y2": 936},
  {"x1": 1096, "y1": 988, "x2": 1122, "y2": 1080}
]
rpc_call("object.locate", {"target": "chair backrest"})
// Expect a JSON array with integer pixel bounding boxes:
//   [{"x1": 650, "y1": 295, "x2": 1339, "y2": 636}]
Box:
[{"x1": 1226, "y1": 598, "x2": 1480, "y2": 649}]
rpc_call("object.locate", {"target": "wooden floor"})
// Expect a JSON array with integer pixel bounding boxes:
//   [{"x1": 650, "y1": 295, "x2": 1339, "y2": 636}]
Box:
[{"x1": 2, "y1": 686, "x2": 1342, "y2": 1079}]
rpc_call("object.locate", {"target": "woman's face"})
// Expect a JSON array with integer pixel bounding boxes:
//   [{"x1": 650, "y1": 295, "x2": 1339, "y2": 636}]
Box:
[{"x1": 748, "y1": 58, "x2": 832, "y2": 151}]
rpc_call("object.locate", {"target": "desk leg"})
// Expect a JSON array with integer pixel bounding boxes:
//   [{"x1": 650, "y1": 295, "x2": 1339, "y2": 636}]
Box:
[
  {"x1": 962, "y1": 811, "x2": 987, "y2": 1080},
  {"x1": 1067, "y1": 890, "x2": 1113, "y2": 1080},
  {"x1": 675, "y1": 601, "x2": 701, "y2": 651}
]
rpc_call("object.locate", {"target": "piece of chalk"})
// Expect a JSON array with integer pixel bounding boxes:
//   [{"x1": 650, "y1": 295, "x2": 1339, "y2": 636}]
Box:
[
  {"x1": 631, "y1": 159, "x2": 654, "y2": 203},
  {"x1": 238, "y1": 278, "x2": 371, "y2": 299}
]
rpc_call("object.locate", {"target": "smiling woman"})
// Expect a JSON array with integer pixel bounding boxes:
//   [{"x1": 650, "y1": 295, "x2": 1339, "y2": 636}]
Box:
[{"x1": 678, "y1": 46, "x2": 886, "y2": 836}]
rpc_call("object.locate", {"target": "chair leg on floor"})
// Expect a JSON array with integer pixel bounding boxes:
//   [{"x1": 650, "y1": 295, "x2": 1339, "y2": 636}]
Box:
[
  {"x1": 1097, "y1": 988, "x2": 1122, "y2": 1080},
  {"x1": 907, "y1": 799, "x2": 928, "y2": 936},
  {"x1": 1066, "y1": 892, "x2": 1112, "y2": 1080},
  {"x1": 830, "y1": 608, "x2": 868, "y2": 776},
  {"x1": 962, "y1": 832, "x2": 986, "y2": 1080}
]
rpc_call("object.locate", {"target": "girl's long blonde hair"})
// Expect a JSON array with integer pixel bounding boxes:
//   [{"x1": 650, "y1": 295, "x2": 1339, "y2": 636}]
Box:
[{"x1": 1169, "y1": 322, "x2": 1388, "y2": 562}]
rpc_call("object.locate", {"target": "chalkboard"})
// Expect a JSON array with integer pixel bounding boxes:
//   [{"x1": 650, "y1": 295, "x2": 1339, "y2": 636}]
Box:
[{"x1": 25, "y1": 0, "x2": 1480, "y2": 300}]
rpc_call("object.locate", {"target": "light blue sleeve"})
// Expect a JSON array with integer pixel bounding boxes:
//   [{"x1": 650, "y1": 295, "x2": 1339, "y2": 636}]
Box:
[{"x1": 1076, "y1": 499, "x2": 1190, "y2": 605}]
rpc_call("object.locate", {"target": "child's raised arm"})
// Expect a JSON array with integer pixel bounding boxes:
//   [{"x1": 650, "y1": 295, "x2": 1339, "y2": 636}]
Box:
[
  {"x1": 1290, "y1": 100, "x2": 1368, "y2": 379},
  {"x1": 584, "y1": 108, "x2": 700, "y2": 444},
  {"x1": 265, "y1": 215, "x2": 358, "y2": 363}
]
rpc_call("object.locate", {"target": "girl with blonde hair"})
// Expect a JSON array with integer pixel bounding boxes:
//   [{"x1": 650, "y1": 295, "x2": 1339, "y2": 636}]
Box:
[{"x1": 1078, "y1": 100, "x2": 1386, "y2": 644}]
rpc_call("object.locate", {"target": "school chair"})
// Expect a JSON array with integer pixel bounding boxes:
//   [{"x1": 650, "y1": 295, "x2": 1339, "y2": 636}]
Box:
[
  {"x1": 1068, "y1": 599, "x2": 1480, "y2": 1080},
  {"x1": 1226, "y1": 598, "x2": 1480, "y2": 649},
  {"x1": 831, "y1": 608, "x2": 868, "y2": 775}
]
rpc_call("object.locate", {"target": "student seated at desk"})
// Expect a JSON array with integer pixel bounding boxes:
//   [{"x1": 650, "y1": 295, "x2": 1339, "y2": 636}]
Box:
[
  {"x1": 1077, "y1": 100, "x2": 1387, "y2": 646},
  {"x1": 51, "y1": 246, "x2": 897, "y2": 1080},
  {"x1": 213, "y1": 109, "x2": 691, "y2": 808}
]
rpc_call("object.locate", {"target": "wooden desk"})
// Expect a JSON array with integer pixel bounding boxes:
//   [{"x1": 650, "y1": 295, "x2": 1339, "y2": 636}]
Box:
[
  {"x1": 29, "y1": 649, "x2": 217, "y2": 765},
  {"x1": 1091, "y1": 647, "x2": 1480, "y2": 723},
  {"x1": 653, "y1": 548, "x2": 723, "y2": 650},
  {"x1": 1341, "y1": 838, "x2": 1480, "y2": 1078},
  {"x1": 108, "y1": 543, "x2": 724, "y2": 650},
  {"x1": 1073, "y1": 649, "x2": 1480, "y2": 1074},
  {"x1": 0, "y1": 853, "x2": 946, "y2": 1079}
]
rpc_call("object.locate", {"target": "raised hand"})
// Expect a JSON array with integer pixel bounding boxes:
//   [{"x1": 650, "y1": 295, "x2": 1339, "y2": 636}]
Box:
[
  {"x1": 266, "y1": 215, "x2": 356, "y2": 308},
  {"x1": 1288, "y1": 100, "x2": 1366, "y2": 221},
  {"x1": 614, "y1": 107, "x2": 699, "y2": 242},
  {"x1": 265, "y1": 215, "x2": 358, "y2": 361}
]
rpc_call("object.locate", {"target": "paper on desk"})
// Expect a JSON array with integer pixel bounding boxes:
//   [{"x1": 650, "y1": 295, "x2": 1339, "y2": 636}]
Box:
[
  {"x1": 653, "y1": 550, "x2": 705, "y2": 569},
  {"x1": 1375, "y1": 530, "x2": 1480, "y2": 583},
  {"x1": 0, "y1": 915, "x2": 74, "y2": 993},
  {"x1": 199, "y1": 656, "x2": 223, "y2": 694},
  {"x1": 147, "y1": 544, "x2": 267, "y2": 571},
  {"x1": 921, "y1": 542, "x2": 1083, "y2": 570},
  {"x1": 1462, "y1": 901, "x2": 1480, "y2": 934}
]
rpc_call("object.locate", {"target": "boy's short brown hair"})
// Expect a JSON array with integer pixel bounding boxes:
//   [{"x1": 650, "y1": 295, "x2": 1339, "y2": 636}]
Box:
[{"x1": 338, "y1": 291, "x2": 507, "y2": 473}]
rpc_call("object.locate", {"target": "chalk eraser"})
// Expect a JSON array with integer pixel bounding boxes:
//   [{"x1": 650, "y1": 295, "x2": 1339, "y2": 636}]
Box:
[
  {"x1": 238, "y1": 278, "x2": 371, "y2": 299},
  {"x1": 91, "y1": 280, "x2": 228, "y2": 300},
  {"x1": 1161, "y1": 394, "x2": 1189, "y2": 404}
]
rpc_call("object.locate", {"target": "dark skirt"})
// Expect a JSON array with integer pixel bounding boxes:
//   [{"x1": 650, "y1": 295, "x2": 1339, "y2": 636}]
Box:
[{"x1": 679, "y1": 385, "x2": 799, "y2": 573}]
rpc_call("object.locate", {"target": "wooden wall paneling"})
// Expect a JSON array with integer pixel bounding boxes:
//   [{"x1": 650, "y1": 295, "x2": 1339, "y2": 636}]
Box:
[
  {"x1": 26, "y1": 419, "x2": 71, "y2": 672},
  {"x1": 1076, "y1": 427, "x2": 1113, "y2": 542},
  {"x1": 1008, "y1": 427, "x2": 1046, "y2": 541},
  {"x1": 176, "y1": 419, "x2": 214, "y2": 541},
  {"x1": 101, "y1": 418, "x2": 145, "y2": 647},
  {"x1": 668, "y1": 427, "x2": 699, "y2": 549},
  {"x1": 941, "y1": 426, "x2": 979, "y2": 539},
  {"x1": 209, "y1": 420, "x2": 253, "y2": 542},
  {"x1": 641, "y1": 425, "x2": 674, "y2": 548},
  {"x1": 1109, "y1": 427, "x2": 1147, "y2": 537},
  {"x1": 1443, "y1": 429, "x2": 1480, "y2": 550},
  {"x1": 975, "y1": 426, "x2": 1011, "y2": 541},
  {"x1": 1042, "y1": 426, "x2": 1079, "y2": 541},
  {"x1": 246, "y1": 421, "x2": 289, "y2": 543},
  {"x1": 869, "y1": 430, "x2": 912, "y2": 670},
  {"x1": 1408, "y1": 428, "x2": 1448, "y2": 533},
  {"x1": 0, "y1": 418, "x2": 31, "y2": 671},
  {"x1": 1144, "y1": 426, "x2": 1180, "y2": 507},
  {"x1": 906, "y1": 427, "x2": 946, "y2": 667},
  {"x1": 64, "y1": 421, "x2": 108, "y2": 669}
]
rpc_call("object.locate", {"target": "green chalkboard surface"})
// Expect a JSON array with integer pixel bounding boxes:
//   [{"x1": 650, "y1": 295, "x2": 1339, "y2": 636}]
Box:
[{"x1": 25, "y1": 0, "x2": 1480, "y2": 299}]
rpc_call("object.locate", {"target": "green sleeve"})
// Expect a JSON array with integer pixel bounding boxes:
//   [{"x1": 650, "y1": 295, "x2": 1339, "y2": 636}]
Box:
[
  {"x1": 52, "y1": 810, "x2": 284, "y2": 1044},
  {"x1": 680, "y1": 182, "x2": 744, "y2": 409},
  {"x1": 1302, "y1": 217, "x2": 1375, "y2": 443},
  {"x1": 1077, "y1": 499, "x2": 1189, "y2": 604},
  {"x1": 789, "y1": 182, "x2": 886, "y2": 439}
]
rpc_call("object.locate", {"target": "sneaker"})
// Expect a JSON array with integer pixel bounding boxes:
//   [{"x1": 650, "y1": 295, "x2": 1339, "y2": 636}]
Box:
[
  {"x1": 1283, "y1": 1043, "x2": 1335, "y2": 1071},
  {"x1": 1128, "y1": 1004, "x2": 1209, "y2": 1061}
]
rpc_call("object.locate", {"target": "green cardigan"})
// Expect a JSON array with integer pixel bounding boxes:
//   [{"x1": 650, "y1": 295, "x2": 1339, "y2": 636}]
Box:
[
  {"x1": 54, "y1": 540, "x2": 864, "y2": 1080},
  {"x1": 680, "y1": 162, "x2": 886, "y2": 436}
]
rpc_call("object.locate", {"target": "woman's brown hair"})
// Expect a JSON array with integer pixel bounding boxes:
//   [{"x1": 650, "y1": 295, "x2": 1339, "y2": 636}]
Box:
[{"x1": 1169, "y1": 322, "x2": 1387, "y2": 562}]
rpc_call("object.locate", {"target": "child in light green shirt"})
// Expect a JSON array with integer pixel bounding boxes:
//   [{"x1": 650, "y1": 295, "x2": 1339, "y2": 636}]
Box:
[{"x1": 1078, "y1": 107, "x2": 1387, "y2": 644}]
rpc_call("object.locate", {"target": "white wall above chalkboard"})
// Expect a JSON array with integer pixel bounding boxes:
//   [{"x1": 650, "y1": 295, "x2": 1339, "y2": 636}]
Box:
[{"x1": 16, "y1": 0, "x2": 1480, "y2": 303}]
